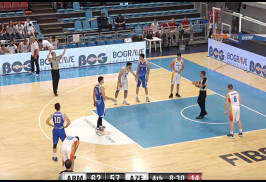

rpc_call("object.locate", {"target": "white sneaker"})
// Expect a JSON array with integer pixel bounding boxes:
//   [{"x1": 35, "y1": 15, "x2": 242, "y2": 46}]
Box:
[
  {"x1": 36, "y1": 74, "x2": 39, "y2": 77},
  {"x1": 123, "y1": 101, "x2": 130, "y2": 105},
  {"x1": 146, "y1": 97, "x2": 150, "y2": 102},
  {"x1": 114, "y1": 100, "x2": 117, "y2": 105},
  {"x1": 136, "y1": 97, "x2": 140, "y2": 102},
  {"x1": 29, "y1": 71, "x2": 33, "y2": 74}
]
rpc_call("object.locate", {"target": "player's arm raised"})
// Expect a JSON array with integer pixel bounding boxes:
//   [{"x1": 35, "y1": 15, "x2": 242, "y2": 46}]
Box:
[
  {"x1": 46, "y1": 114, "x2": 54, "y2": 127},
  {"x1": 61, "y1": 47, "x2": 66, "y2": 57},
  {"x1": 224, "y1": 94, "x2": 229, "y2": 115},
  {"x1": 100, "y1": 86, "x2": 115, "y2": 101},
  {"x1": 63, "y1": 114, "x2": 71, "y2": 128}
]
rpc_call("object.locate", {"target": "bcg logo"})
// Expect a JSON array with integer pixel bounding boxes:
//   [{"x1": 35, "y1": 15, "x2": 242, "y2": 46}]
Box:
[
  {"x1": 250, "y1": 61, "x2": 266, "y2": 77},
  {"x1": 79, "y1": 53, "x2": 108, "y2": 66},
  {"x1": 209, "y1": 46, "x2": 224, "y2": 60},
  {"x1": 2, "y1": 60, "x2": 31, "y2": 74}
]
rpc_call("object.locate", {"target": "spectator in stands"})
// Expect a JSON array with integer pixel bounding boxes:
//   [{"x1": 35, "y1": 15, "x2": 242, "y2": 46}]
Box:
[
  {"x1": 151, "y1": 19, "x2": 160, "y2": 37},
  {"x1": 6, "y1": 20, "x2": 16, "y2": 40},
  {"x1": 24, "y1": 18, "x2": 38, "y2": 37},
  {"x1": 15, "y1": 21, "x2": 24, "y2": 39},
  {"x1": 160, "y1": 19, "x2": 170, "y2": 41},
  {"x1": 169, "y1": 18, "x2": 178, "y2": 40},
  {"x1": 38, "y1": 38, "x2": 54, "y2": 50},
  {"x1": 49, "y1": 36, "x2": 60, "y2": 49},
  {"x1": 0, "y1": 24, "x2": 8, "y2": 40},
  {"x1": 142, "y1": 26, "x2": 151, "y2": 40},
  {"x1": 0, "y1": 44, "x2": 9, "y2": 54},
  {"x1": 209, "y1": 10, "x2": 219, "y2": 37},
  {"x1": 58, "y1": 159, "x2": 74, "y2": 180},
  {"x1": 89, "y1": 13, "x2": 112, "y2": 32},
  {"x1": 7, "y1": 40, "x2": 18, "y2": 54},
  {"x1": 114, "y1": 14, "x2": 126, "y2": 31},
  {"x1": 18, "y1": 38, "x2": 30, "y2": 53},
  {"x1": 53, "y1": 2, "x2": 63, "y2": 10},
  {"x1": 200, "y1": 16, "x2": 209, "y2": 25},
  {"x1": 193, "y1": 20, "x2": 202, "y2": 31},
  {"x1": 181, "y1": 17, "x2": 191, "y2": 39}
]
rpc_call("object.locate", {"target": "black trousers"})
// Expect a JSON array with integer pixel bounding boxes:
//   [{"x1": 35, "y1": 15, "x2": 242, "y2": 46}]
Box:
[
  {"x1": 197, "y1": 91, "x2": 207, "y2": 117},
  {"x1": 115, "y1": 24, "x2": 126, "y2": 31},
  {"x1": 30, "y1": 55, "x2": 40, "y2": 74},
  {"x1": 98, "y1": 24, "x2": 112, "y2": 32},
  {"x1": 51, "y1": 69, "x2": 60, "y2": 94}
]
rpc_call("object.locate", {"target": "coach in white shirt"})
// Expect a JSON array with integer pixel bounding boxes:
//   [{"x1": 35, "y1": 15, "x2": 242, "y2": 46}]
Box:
[
  {"x1": 30, "y1": 36, "x2": 40, "y2": 77},
  {"x1": 38, "y1": 38, "x2": 54, "y2": 50}
]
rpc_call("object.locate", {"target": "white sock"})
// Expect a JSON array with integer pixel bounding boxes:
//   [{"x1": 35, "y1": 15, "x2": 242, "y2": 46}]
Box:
[
  {"x1": 230, "y1": 131, "x2": 233, "y2": 135},
  {"x1": 53, "y1": 153, "x2": 57, "y2": 158},
  {"x1": 146, "y1": 94, "x2": 149, "y2": 98},
  {"x1": 114, "y1": 98, "x2": 117, "y2": 101},
  {"x1": 136, "y1": 94, "x2": 139, "y2": 98},
  {"x1": 239, "y1": 129, "x2": 242, "y2": 133},
  {"x1": 124, "y1": 98, "x2": 127, "y2": 102}
]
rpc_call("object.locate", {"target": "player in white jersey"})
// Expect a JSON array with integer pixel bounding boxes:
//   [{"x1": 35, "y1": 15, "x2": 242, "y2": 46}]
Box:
[
  {"x1": 169, "y1": 52, "x2": 185, "y2": 98},
  {"x1": 114, "y1": 62, "x2": 138, "y2": 105},
  {"x1": 224, "y1": 84, "x2": 243, "y2": 138},
  {"x1": 61, "y1": 136, "x2": 79, "y2": 167}
]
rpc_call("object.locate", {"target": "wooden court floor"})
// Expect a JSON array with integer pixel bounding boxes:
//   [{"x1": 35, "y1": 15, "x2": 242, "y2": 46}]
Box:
[{"x1": 0, "y1": 52, "x2": 265, "y2": 180}]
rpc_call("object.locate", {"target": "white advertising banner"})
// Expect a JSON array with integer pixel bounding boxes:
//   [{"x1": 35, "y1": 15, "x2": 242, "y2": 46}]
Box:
[
  {"x1": 0, "y1": 41, "x2": 146, "y2": 75},
  {"x1": 208, "y1": 38, "x2": 266, "y2": 78}
]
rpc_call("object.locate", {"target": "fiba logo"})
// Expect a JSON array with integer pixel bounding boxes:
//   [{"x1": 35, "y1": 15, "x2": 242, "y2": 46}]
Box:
[
  {"x1": 79, "y1": 53, "x2": 108, "y2": 66},
  {"x1": 209, "y1": 46, "x2": 224, "y2": 60}
]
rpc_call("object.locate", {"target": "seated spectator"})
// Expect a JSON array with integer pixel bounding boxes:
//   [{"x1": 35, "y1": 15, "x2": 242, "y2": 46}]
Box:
[
  {"x1": 58, "y1": 159, "x2": 74, "y2": 180},
  {"x1": 18, "y1": 38, "x2": 30, "y2": 53},
  {"x1": 151, "y1": 19, "x2": 160, "y2": 37},
  {"x1": 0, "y1": 44, "x2": 9, "y2": 54},
  {"x1": 142, "y1": 26, "x2": 151, "y2": 40},
  {"x1": 89, "y1": 13, "x2": 112, "y2": 32},
  {"x1": 38, "y1": 38, "x2": 54, "y2": 50},
  {"x1": 114, "y1": 14, "x2": 126, "y2": 31},
  {"x1": 200, "y1": 16, "x2": 209, "y2": 24},
  {"x1": 49, "y1": 36, "x2": 60, "y2": 49},
  {"x1": 181, "y1": 17, "x2": 191, "y2": 39},
  {"x1": 7, "y1": 40, "x2": 18, "y2": 54},
  {"x1": 6, "y1": 20, "x2": 16, "y2": 40},
  {"x1": 15, "y1": 21, "x2": 24, "y2": 39},
  {"x1": 160, "y1": 19, "x2": 170, "y2": 35},
  {"x1": 24, "y1": 18, "x2": 38, "y2": 37},
  {"x1": 63, "y1": 2, "x2": 72, "y2": 9},
  {"x1": 169, "y1": 18, "x2": 178, "y2": 40},
  {"x1": 53, "y1": 2, "x2": 63, "y2": 10},
  {"x1": 0, "y1": 24, "x2": 8, "y2": 40}
]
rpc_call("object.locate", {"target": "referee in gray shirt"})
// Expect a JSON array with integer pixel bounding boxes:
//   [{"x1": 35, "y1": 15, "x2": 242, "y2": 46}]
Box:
[{"x1": 46, "y1": 47, "x2": 66, "y2": 96}]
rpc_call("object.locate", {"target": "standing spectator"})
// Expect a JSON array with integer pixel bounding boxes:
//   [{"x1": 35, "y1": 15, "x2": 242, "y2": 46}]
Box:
[
  {"x1": 89, "y1": 13, "x2": 112, "y2": 32},
  {"x1": 114, "y1": 14, "x2": 126, "y2": 31},
  {"x1": 0, "y1": 24, "x2": 8, "y2": 40},
  {"x1": 151, "y1": 19, "x2": 160, "y2": 37},
  {"x1": 58, "y1": 159, "x2": 74, "y2": 180},
  {"x1": 46, "y1": 47, "x2": 66, "y2": 96},
  {"x1": 169, "y1": 18, "x2": 178, "y2": 40},
  {"x1": 0, "y1": 44, "x2": 9, "y2": 54},
  {"x1": 181, "y1": 17, "x2": 191, "y2": 39},
  {"x1": 7, "y1": 40, "x2": 18, "y2": 54},
  {"x1": 6, "y1": 20, "x2": 16, "y2": 40},
  {"x1": 24, "y1": 18, "x2": 38, "y2": 37},
  {"x1": 49, "y1": 36, "x2": 60, "y2": 49},
  {"x1": 38, "y1": 38, "x2": 54, "y2": 50},
  {"x1": 15, "y1": 21, "x2": 25, "y2": 39},
  {"x1": 18, "y1": 38, "x2": 30, "y2": 53},
  {"x1": 30, "y1": 36, "x2": 40, "y2": 77}
]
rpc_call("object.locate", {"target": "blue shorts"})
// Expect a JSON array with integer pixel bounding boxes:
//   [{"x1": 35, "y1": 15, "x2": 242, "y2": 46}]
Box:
[
  {"x1": 96, "y1": 102, "x2": 106, "y2": 117},
  {"x1": 53, "y1": 128, "x2": 66, "y2": 144},
  {"x1": 137, "y1": 75, "x2": 147, "y2": 88}
]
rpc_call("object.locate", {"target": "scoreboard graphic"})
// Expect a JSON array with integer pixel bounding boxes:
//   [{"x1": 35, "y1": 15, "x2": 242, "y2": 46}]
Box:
[{"x1": 59, "y1": 172, "x2": 202, "y2": 180}]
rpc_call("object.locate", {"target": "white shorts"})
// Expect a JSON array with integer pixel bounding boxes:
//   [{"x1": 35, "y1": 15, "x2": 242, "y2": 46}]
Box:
[
  {"x1": 171, "y1": 72, "x2": 181, "y2": 84},
  {"x1": 209, "y1": 23, "x2": 217, "y2": 29},
  {"x1": 117, "y1": 79, "x2": 128, "y2": 91},
  {"x1": 61, "y1": 144, "x2": 74, "y2": 162},
  {"x1": 229, "y1": 106, "x2": 240, "y2": 122}
]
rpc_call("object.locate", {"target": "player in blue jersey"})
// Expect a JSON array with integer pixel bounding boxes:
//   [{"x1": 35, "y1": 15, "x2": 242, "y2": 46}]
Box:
[
  {"x1": 93, "y1": 76, "x2": 115, "y2": 131},
  {"x1": 136, "y1": 54, "x2": 150, "y2": 102},
  {"x1": 46, "y1": 103, "x2": 71, "y2": 162}
]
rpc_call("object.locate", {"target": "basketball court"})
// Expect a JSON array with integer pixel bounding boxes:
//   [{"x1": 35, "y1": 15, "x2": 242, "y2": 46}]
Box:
[{"x1": 0, "y1": 51, "x2": 265, "y2": 179}]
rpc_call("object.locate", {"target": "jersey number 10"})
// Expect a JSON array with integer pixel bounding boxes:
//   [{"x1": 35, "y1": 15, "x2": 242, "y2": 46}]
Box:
[{"x1": 55, "y1": 117, "x2": 61, "y2": 124}]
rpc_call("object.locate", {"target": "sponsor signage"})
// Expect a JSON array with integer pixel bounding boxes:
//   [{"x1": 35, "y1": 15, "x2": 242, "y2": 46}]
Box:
[
  {"x1": 208, "y1": 38, "x2": 266, "y2": 78},
  {"x1": 0, "y1": 41, "x2": 146, "y2": 75}
]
